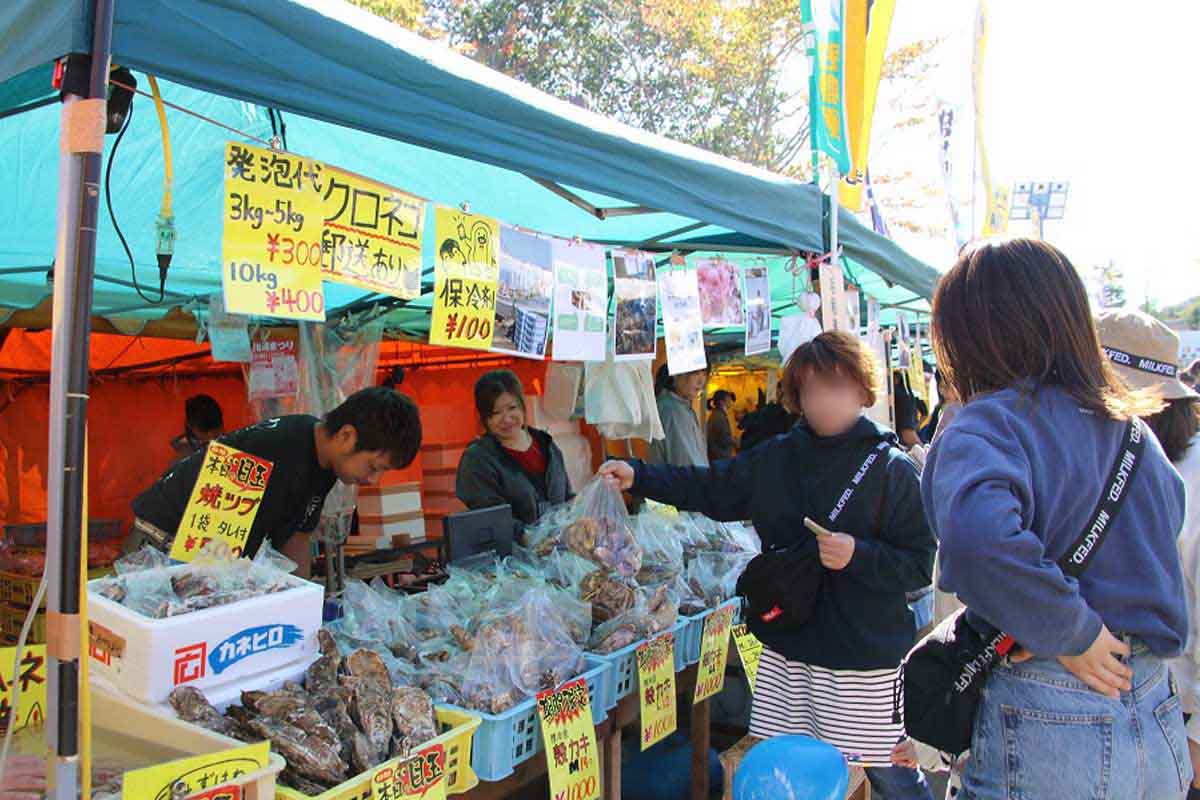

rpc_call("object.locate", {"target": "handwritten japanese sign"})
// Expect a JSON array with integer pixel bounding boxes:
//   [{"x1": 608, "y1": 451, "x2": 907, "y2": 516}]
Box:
[
  {"x1": 222, "y1": 141, "x2": 325, "y2": 321},
  {"x1": 430, "y1": 207, "x2": 500, "y2": 351},
  {"x1": 121, "y1": 741, "x2": 269, "y2": 800},
  {"x1": 693, "y1": 606, "x2": 735, "y2": 704},
  {"x1": 365, "y1": 744, "x2": 447, "y2": 800},
  {"x1": 170, "y1": 443, "x2": 273, "y2": 562},
  {"x1": 537, "y1": 679, "x2": 601, "y2": 800},
  {"x1": 731, "y1": 625, "x2": 763, "y2": 692},
  {"x1": 636, "y1": 632, "x2": 677, "y2": 751},
  {"x1": 321, "y1": 166, "x2": 425, "y2": 300},
  {"x1": 0, "y1": 645, "x2": 46, "y2": 732}
]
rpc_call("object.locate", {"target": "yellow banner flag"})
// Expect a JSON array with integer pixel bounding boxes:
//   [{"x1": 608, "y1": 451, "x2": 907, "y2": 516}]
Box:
[
  {"x1": 982, "y1": 185, "x2": 1011, "y2": 236},
  {"x1": 221, "y1": 142, "x2": 325, "y2": 321},
  {"x1": 430, "y1": 207, "x2": 500, "y2": 351},
  {"x1": 839, "y1": 0, "x2": 896, "y2": 211}
]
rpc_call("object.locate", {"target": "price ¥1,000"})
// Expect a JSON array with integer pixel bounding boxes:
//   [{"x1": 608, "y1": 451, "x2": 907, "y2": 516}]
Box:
[{"x1": 554, "y1": 775, "x2": 598, "y2": 800}]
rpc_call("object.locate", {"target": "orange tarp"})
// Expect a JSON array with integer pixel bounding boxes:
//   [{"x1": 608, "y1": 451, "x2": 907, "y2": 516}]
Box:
[{"x1": 0, "y1": 330, "x2": 551, "y2": 529}]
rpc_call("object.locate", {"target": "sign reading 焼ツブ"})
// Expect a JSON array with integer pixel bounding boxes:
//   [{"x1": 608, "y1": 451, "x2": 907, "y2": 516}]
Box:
[
  {"x1": 0, "y1": 645, "x2": 46, "y2": 731},
  {"x1": 121, "y1": 741, "x2": 269, "y2": 799},
  {"x1": 222, "y1": 142, "x2": 326, "y2": 321},
  {"x1": 321, "y1": 165, "x2": 426, "y2": 300},
  {"x1": 693, "y1": 606, "x2": 735, "y2": 704},
  {"x1": 537, "y1": 678, "x2": 601, "y2": 800},
  {"x1": 636, "y1": 632, "x2": 677, "y2": 751},
  {"x1": 169, "y1": 443, "x2": 273, "y2": 562},
  {"x1": 731, "y1": 624, "x2": 763, "y2": 691},
  {"x1": 430, "y1": 207, "x2": 500, "y2": 350}
]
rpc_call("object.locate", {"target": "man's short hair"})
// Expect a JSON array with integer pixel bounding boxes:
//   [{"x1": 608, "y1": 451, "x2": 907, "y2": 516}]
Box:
[
  {"x1": 324, "y1": 387, "x2": 422, "y2": 469},
  {"x1": 185, "y1": 394, "x2": 223, "y2": 432}
]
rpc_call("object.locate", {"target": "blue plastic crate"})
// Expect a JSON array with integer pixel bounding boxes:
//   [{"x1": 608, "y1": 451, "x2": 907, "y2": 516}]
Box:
[
  {"x1": 680, "y1": 598, "x2": 742, "y2": 665},
  {"x1": 588, "y1": 619, "x2": 688, "y2": 712},
  {"x1": 443, "y1": 658, "x2": 609, "y2": 782}
]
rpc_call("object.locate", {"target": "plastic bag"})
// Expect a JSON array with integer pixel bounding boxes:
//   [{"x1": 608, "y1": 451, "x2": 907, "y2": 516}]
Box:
[
  {"x1": 559, "y1": 477, "x2": 643, "y2": 578},
  {"x1": 113, "y1": 546, "x2": 169, "y2": 576},
  {"x1": 579, "y1": 569, "x2": 638, "y2": 624}
]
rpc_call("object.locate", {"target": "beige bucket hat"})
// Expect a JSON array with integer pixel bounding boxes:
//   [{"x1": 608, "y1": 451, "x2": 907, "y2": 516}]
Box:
[{"x1": 1096, "y1": 308, "x2": 1198, "y2": 401}]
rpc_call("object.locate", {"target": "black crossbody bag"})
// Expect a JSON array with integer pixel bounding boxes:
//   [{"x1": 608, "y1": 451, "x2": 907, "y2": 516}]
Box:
[
  {"x1": 737, "y1": 440, "x2": 891, "y2": 637},
  {"x1": 901, "y1": 417, "x2": 1148, "y2": 755}
]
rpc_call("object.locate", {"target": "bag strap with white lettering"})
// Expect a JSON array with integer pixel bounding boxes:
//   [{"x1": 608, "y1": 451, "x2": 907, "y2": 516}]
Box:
[
  {"x1": 826, "y1": 440, "x2": 892, "y2": 525},
  {"x1": 969, "y1": 416, "x2": 1148, "y2": 661},
  {"x1": 1056, "y1": 416, "x2": 1147, "y2": 578}
]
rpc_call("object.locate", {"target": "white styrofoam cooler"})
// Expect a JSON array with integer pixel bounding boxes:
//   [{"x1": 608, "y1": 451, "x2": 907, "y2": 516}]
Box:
[{"x1": 87, "y1": 570, "x2": 323, "y2": 706}]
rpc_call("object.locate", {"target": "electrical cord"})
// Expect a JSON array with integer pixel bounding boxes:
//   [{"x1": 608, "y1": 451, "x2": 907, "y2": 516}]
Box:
[{"x1": 104, "y1": 100, "x2": 164, "y2": 304}]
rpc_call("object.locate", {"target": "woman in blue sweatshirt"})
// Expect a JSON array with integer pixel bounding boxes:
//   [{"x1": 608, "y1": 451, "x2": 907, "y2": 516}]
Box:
[
  {"x1": 602, "y1": 332, "x2": 936, "y2": 800},
  {"x1": 922, "y1": 238, "x2": 1190, "y2": 800}
]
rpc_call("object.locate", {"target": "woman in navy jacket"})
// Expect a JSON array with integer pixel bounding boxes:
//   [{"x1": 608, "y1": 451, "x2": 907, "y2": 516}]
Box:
[{"x1": 602, "y1": 331, "x2": 936, "y2": 800}]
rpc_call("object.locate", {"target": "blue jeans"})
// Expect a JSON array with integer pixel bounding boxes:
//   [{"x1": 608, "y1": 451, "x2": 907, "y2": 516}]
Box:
[
  {"x1": 962, "y1": 641, "x2": 1192, "y2": 799},
  {"x1": 867, "y1": 765, "x2": 935, "y2": 800}
]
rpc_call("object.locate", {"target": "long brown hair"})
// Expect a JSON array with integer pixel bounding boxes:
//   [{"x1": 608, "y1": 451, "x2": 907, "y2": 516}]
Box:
[
  {"x1": 931, "y1": 238, "x2": 1162, "y2": 421},
  {"x1": 1146, "y1": 398, "x2": 1200, "y2": 464}
]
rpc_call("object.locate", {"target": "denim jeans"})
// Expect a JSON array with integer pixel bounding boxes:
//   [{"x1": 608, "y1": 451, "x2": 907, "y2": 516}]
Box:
[
  {"x1": 962, "y1": 641, "x2": 1192, "y2": 799},
  {"x1": 867, "y1": 764, "x2": 935, "y2": 800}
]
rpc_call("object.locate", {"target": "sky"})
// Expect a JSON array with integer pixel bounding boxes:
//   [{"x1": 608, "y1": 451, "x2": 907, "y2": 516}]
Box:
[{"x1": 872, "y1": 0, "x2": 1200, "y2": 309}]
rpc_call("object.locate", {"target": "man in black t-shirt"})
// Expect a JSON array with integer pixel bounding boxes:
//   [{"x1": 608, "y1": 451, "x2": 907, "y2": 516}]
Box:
[{"x1": 129, "y1": 387, "x2": 422, "y2": 577}]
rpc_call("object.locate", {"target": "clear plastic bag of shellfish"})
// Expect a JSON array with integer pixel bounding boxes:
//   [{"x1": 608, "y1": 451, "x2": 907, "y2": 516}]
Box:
[{"x1": 555, "y1": 476, "x2": 644, "y2": 578}]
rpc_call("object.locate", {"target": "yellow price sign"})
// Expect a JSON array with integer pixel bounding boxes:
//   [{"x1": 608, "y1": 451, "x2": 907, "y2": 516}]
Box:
[
  {"x1": 430, "y1": 207, "x2": 499, "y2": 351},
  {"x1": 537, "y1": 678, "x2": 601, "y2": 800},
  {"x1": 0, "y1": 644, "x2": 46, "y2": 732},
  {"x1": 693, "y1": 606, "x2": 735, "y2": 704},
  {"x1": 169, "y1": 443, "x2": 273, "y2": 562},
  {"x1": 731, "y1": 625, "x2": 763, "y2": 692},
  {"x1": 121, "y1": 741, "x2": 269, "y2": 800},
  {"x1": 321, "y1": 166, "x2": 425, "y2": 300},
  {"x1": 222, "y1": 141, "x2": 325, "y2": 321},
  {"x1": 636, "y1": 632, "x2": 677, "y2": 751}
]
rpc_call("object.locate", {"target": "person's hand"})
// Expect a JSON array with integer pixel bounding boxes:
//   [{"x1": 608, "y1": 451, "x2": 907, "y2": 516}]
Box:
[
  {"x1": 907, "y1": 444, "x2": 928, "y2": 474},
  {"x1": 0, "y1": 755, "x2": 47, "y2": 799},
  {"x1": 817, "y1": 532, "x2": 856, "y2": 570},
  {"x1": 598, "y1": 460, "x2": 634, "y2": 492},
  {"x1": 890, "y1": 739, "x2": 919, "y2": 769},
  {"x1": 1057, "y1": 625, "x2": 1133, "y2": 698}
]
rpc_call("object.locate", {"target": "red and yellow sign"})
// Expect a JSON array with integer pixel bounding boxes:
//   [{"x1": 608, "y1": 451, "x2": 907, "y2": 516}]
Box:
[
  {"x1": 222, "y1": 142, "x2": 326, "y2": 321},
  {"x1": 365, "y1": 744, "x2": 447, "y2": 800},
  {"x1": 537, "y1": 679, "x2": 600, "y2": 800},
  {"x1": 121, "y1": 741, "x2": 269, "y2": 800},
  {"x1": 731, "y1": 625, "x2": 763, "y2": 692},
  {"x1": 430, "y1": 207, "x2": 499, "y2": 351},
  {"x1": 0, "y1": 645, "x2": 46, "y2": 731},
  {"x1": 170, "y1": 443, "x2": 273, "y2": 562},
  {"x1": 693, "y1": 606, "x2": 735, "y2": 704},
  {"x1": 636, "y1": 633, "x2": 677, "y2": 751},
  {"x1": 321, "y1": 166, "x2": 425, "y2": 300}
]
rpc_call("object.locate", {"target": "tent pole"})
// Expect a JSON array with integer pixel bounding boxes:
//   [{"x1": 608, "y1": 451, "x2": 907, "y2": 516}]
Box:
[{"x1": 46, "y1": 1, "x2": 114, "y2": 797}]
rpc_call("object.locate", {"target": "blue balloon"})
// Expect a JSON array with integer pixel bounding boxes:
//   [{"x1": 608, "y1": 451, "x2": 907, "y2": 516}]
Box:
[{"x1": 734, "y1": 736, "x2": 849, "y2": 800}]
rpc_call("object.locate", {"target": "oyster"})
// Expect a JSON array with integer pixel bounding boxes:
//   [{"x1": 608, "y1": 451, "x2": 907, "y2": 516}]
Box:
[
  {"x1": 391, "y1": 686, "x2": 438, "y2": 746},
  {"x1": 348, "y1": 678, "x2": 393, "y2": 762},
  {"x1": 247, "y1": 717, "x2": 347, "y2": 785},
  {"x1": 345, "y1": 649, "x2": 391, "y2": 690},
  {"x1": 168, "y1": 686, "x2": 238, "y2": 736}
]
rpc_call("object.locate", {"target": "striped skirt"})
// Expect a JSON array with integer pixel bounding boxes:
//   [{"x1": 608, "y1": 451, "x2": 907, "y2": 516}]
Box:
[{"x1": 749, "y1": 645, "x2": 905, "y2": 768}]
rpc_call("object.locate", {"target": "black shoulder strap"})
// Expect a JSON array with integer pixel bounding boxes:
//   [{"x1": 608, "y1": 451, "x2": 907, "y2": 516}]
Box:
[
  {"x1": 826, "y1": 440, "x2": 892, "y2": 525},
  {"x1": 1057, "y1": 417, "x2": 1147, "y2": 579}
]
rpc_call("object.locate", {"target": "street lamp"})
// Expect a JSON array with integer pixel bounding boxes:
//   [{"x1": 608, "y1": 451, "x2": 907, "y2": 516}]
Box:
[{"x1": 1008, "y1": 181, "x2": 1068, "y2": 239}]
